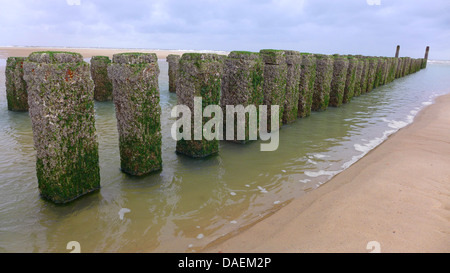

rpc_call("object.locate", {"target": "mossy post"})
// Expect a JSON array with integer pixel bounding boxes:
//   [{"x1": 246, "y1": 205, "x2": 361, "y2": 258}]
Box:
[
  {"x1": 221, "y1": 51, "x2": 264, "y2": 143},
  {"x1": 22, "y1": 51, "x2": 100, "y2": 204},
  {"x1": 365, "y1": 57, "x2": 377, "y2": 92},
  {"x1": 387, "y1": 57, "x2": 398, "y2": 83},
  {"x1": 297, "y1": 53, "x2": 316, "y2": 118},
  {"x1": 260, "y1": 49, "x2": 287, "y2": 127},
  {"x1": 373, "y1": 57, "x2": 386, "y2": 89},
  {"x1": 357, "y1": 56, "x2": 369, "y2": 95},
  {"x1": 108, "y1": 53, "x2": 162, "y2": 175},
  {"x1": 5, "y1": 57, "x2": 28, "y2": 111},
  {"x1": 176, "y1": 53, "x2": 223, "y2": 157},
  {"x1": 343, "y1": 56, "x2": 359, "y2": 103},
  {"x1": 395, "y1": 57, "x2": 403, "y2": 79},
  {"x1": 283, "y1": 50, "x2": 301, "y2": 124},
  {"x1": 90, "y1": 56, "x2": 113, "y2": 101},
  {"x1": 352, "y1": 56, "x2": 364, "y2": 97},
  {"x1": 329, "y1": 54, "x2": 349, "y2": 107},
  {"x1": 312, "y1": 54, "x2": 334, "y2": 111},
  {"x1": 401, "y1": 57, "x2": 411, "y2": 77},
  {"x1": 167, "y1": 54, "x2": 180, "y2": 93}
]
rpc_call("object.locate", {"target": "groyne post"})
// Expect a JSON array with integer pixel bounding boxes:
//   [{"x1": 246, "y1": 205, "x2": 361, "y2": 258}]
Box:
[
  {"x1": 5, "y1": 57, "x2": 28, "y2": 111},
  {"x1": 329, "y1": 54, "x2": 349, "y2": 107},
  {"x1": 395, "y1": 45, "x2": 400, "y2": 58},
  {"x1": 108, "y1": 53, "x2": 162, "y2": 175},
  {"x1": 373, "y1": 57, "x2": 386, "y2": 89},
  {"x1": 311, "y1": 54, "x2": 334, "y2": 111},
  {"x1": 260, "y1": 49, "x2": 287, "y2": 127},
  {"x1": 343, "y1": 56, "x2": 359, "y2": 103},
  {"x1": 167, "y1": 54, "x2": 180, "y2": 93},
  {"x1": 176, "y1": 53, "x2": 223, "y2": 157},
  {"x1": 90, "y1": 56, "x2": 113, "y2": 101},
  {"x1": 221, "y1": 51, "x2": 264, "y2": 143},
  {"x1": 23, "y1": 51, "x2": 100, "y2": 203},
  {"x1": 297, "y1": 53, "x2": 317, "y2": 118},
  {"x1": 365, "y1": 57, "x2": 377, "y2": 92},
  {"x1": 283, "y1": 50, "x2": 302, "y2": 124},
  {"x1": 352, "y1": 56, "x2": 364, "y2": 97}
]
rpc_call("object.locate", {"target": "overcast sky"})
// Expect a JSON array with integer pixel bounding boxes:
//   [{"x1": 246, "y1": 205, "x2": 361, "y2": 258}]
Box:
[{"x1": 0, "y1": 0, "x2": 449, "y2": 59}]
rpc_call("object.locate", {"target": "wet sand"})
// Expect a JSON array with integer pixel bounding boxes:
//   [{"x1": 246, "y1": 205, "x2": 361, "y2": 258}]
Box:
[
  {"x1": 0, "y1": 46, "x2": 195, "y2": 59},
  {"x1": 205, "y1": 93, "x2": 450, "y2": 253}
]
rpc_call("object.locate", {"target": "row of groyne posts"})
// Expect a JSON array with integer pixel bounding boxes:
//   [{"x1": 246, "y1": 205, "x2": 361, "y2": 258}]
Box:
[{"x1": 4, "y1": 46, "x2": 429, "y2": 203}]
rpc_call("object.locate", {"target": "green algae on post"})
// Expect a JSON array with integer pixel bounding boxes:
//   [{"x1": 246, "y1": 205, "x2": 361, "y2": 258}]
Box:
[
  {"x1": 365, "y1": 57, "x2": 378, "y2": 93},
  {"x1": 373, "y1": 58, "x2": 387, "y2": 89},
  {"x1": 221, "y1": 51, "x2": 264, "y2": 143},
  {"x1": 260, "y1": 49, "x2": 287, "y2": 127},
  {"x1": 283, "y1": 50, "x2": 302, "y2": 124},
  {"x1": 108, "y1": 52, "x2": 162, "y2": 175},
  {"x1": 356, "y1": 56, "x2": 369, "y2": 95},
  {"x1": 166, "y1": 54, "x2": 180, "y2": 93},
  {"x1": 90, "y1": 56, "x2": 113, "y2": 101},
  {"x1": 297, "y1": 53, "x2": 316, "y2": 118},
  {"x1": 22, "y1": 51, "x2": 100, "y2": 204},
  {"x1": 5, "y1": 57, "x2": 28, "y2": 111},
  {"x1": 176, "y1": 53, "x2": 223, "y2": 158},
  {"x1": 312, "y1": 54, "x2": 333, "y2": 111},
  {"x1": 329, "y1": 54, "x2": 349, "y2": 107},
  {"x1": 343, "y1": 56, "x2": 360, "y2": 103}
]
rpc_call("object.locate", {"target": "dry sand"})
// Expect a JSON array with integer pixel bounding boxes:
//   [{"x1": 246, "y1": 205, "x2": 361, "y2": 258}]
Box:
[
  {"x1": 205, "y1": 93, "x2": 450, "y2": 253},
  {"x1": 0, "y1": 46, "x2": 213, "y2": 60}
]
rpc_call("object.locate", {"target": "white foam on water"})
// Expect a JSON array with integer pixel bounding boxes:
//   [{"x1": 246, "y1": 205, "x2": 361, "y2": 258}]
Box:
[
  {"x1": 422, "y1": 101, "x2": 432, "y2": 106},
  {"x1": 307, "y1": 159, "x2": 317, "y2": 165},
  {"x1": 281, "y1": 170, "x2": 286, "y2": 173},
  {"x1": 298, "y1": 179, "x2": 311, "y2": 183},
  {"x1": 257, "y1": 186, "x2": 268, "y2": 193},
  {"x1": 118, "y1": 208, "x2": 131, "y2": 220},
  {"x1": 196, "y1": 234, "x2": 204, "y2": 239},
  {"x1": 230, "y1": 192, "x2": 236, "y2": 196},
  {"x1": 273, "y1": 201, "x2": 280, "y2": 205},
  {"x1": 313, "y1": 154, "x2": 329, "y2": 159},
  {"x1": 304, "y1": 170, "x2": 340, "y2": 178},
  {"x1": 230, "y1": 220, "x2": 237, "y2": 224}
]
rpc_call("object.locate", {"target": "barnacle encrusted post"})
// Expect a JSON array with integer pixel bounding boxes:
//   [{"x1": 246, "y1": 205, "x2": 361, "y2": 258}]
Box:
[
  {"x1": 90, "y1": 56, "x2": 113, "y2": 101},
  {"x1": 221, "y1": 51, "x2": 264, "y2": 143},
  {"x1": 329, "y1": 54, "x2": 349, "y2": 107},
  {"x1": 108, "y1": 53, "x2": 162, "y2": 175},
  {"x1": 5, "y1": 57, "x2": 28, "y2": 111},
  {"x1": 176, "y1": 53, "x2": 223, "y2": 157},
  {"x1": 311, "y1": 54, "x2": 333, "y2": 111},
  {"x1": 365, "y1": 57, "x2": 377, "y2": 93},
  {"x1": 297, "y1": 53, "x2": 316, "y2": 118},
  {"x1": 283, "y1": 50, "x2": 301, "y2": 124},
  {"x1": 373, "y1": 57, "x2": 386, "y2": 89},
  {"x1": 166, "y1": 54, "x2": 180, "y2": 93},
  {"x1": 343, "y1": 56, "x2": 359, "y2": 103},
  {"x1": 23, "y1": 51, "x2": 100, "y2": 203},
  {"x1": 352, "y1": 56, "x2": 364, "y2": 98},
  {"x1": 356, "y1": 56, "x2": 369, "y2": 95},
  {"x1": 260, "y1": 49, "x2": 287, "y2": 128}
]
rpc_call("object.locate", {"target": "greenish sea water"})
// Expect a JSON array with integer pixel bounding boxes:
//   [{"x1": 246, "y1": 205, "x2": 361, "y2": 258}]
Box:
[{"x1": 0, "y1": 59, "x2": 449, "y2": 253}]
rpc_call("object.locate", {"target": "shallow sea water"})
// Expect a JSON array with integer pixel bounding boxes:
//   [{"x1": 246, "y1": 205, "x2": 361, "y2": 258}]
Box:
[{"x1": 0, "y1": 59, "x2": 449, "y2": 252}]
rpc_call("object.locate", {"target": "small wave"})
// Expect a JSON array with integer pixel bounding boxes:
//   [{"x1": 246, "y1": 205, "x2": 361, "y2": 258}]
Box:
[{"x1": 304, "y1": 170, "x2": 340, "y2": 178}]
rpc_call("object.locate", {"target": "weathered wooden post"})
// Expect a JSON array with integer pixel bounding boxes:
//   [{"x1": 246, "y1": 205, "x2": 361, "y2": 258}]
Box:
[
  {"x1": 395, "y1": 45, "x2": 400, "y2": 58},
  {"x1": 23, "y1": 51, "x2": 100, "y2": 203},
  {"x1": 176, "y1": 53, "x2": 223, "y2": 157},
  {"x1": 221, "y1": 51, "x2": 264, "y2": 143},
  {"x1": 312, "y1": 54, "x2": 334, "y2": 111},
  {"x1": 373, "y1": 57, "x2": 386, "y2": 89},
  {"x1": 329, "y1": 54, "x2": 349, "y2": 107},
  {"x1": 297, "y1": 53, "x2": 316, "y2": 118},
  {"x1": 90, "y1": 56, "x2": 113, "y2": 101},
  {"x1": 352, "y1": 56, "x2": 364, "y2": 97},
  {"x1": 343, "y1": 56, "x2": 359, "y2": 103},
  {"x1": 5, "y1": 57, "x2": 28, "y2": 111},
  {"x1": 424, "y1": 46, "x2": 430, "y2": 66},
  {"x1": 401, "y1": 57, "x2": 411, "y2": 77},
  {"x1": 365, "y1": 57, "x2": 378, "y2": 92},
  {"x1": 108, "y1": 53, "x2": 162, "y2": 175},
  {"x1": 395, "y1": 57, "x2": 404, "y2": 79},
  {"x1": 167, "y1": 54, "x2": 180, "y2": 93},
  {"x1": 283, "y1": 50, "x2": 301, "y2": 124},
  {"x1": 260, "y1": 49, "x2": 287, "y2": 127}
]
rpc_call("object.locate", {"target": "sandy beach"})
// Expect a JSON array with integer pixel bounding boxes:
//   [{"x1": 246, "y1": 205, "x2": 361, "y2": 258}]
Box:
[
  {"x1": 0, "y1": 46, "x2": 216, "y2": 60},
  {"x1": 205, "y1": 93, "x2": 450, "y2": 253}
]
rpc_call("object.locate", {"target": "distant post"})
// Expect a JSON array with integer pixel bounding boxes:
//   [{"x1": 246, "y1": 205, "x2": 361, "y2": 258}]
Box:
[
  {"x1": 5, "y1": 57, "x2": 28, "y2": 111},
  {"x1": 395, "y1": 45, "x2": 400, "y2": 58},
  {"x1": 23, "y1": 51, "x2": 100, "y2": 203},
  {"x1": 108, "y1": 53, "x2": 162, "y2": 175},
  {"x1": 90, "y1": 56, "x2": 113, "y2": 101},
  {"x1": 167, "y1": 54, "x2": 180, "y2": 93},
  {"x1": 423, "y1": 46, "x2": 430, "y2": 68}
]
